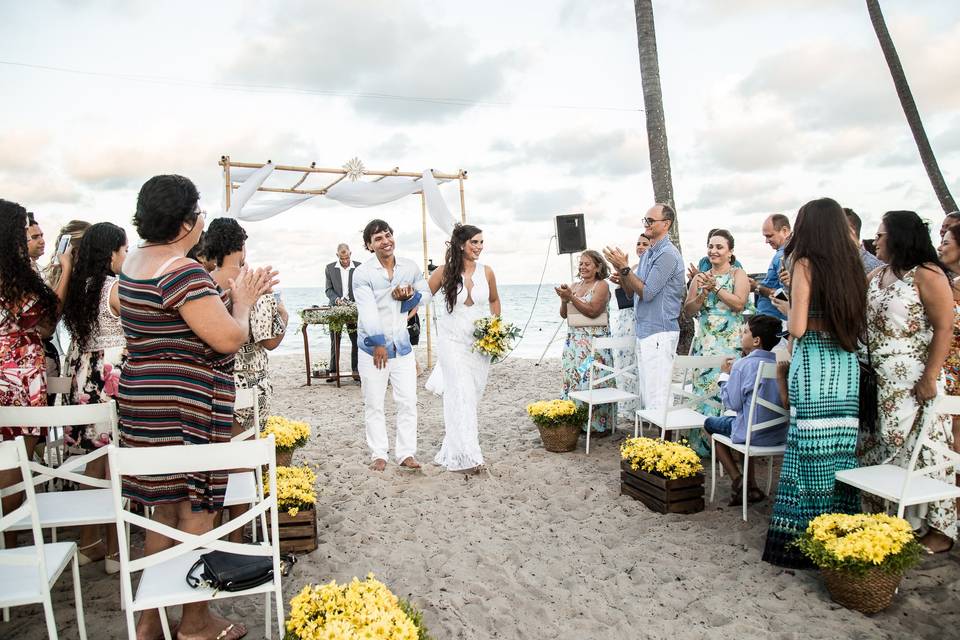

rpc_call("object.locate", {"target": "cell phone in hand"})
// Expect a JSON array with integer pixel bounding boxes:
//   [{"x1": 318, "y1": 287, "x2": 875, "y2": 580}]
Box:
[
  {"x1": 773, "y1": 288, "x2": 789, "y2": 302},
  {"x1": 56, "y1": 235, "x2": 71, "y2": 255}
]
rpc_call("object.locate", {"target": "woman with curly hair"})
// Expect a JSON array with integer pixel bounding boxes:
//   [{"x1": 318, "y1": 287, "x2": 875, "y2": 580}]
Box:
[
  {"x1": 0, "y1": 198, "x2": 59, "y2": 547},
  {"x1": 426, "y1": 224, "x2": 501, "y2": 472},
  {"x1": 61, "y1": 221, "x2": 128, "y2": 571}
]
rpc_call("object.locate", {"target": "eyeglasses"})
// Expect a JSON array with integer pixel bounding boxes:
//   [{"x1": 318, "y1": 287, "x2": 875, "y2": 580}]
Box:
[{"x1": 643, "y1": 217, "x2": 666, "y2": 226}]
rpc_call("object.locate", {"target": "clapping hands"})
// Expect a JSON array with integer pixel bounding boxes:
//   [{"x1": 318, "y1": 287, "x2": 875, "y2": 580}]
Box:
[
  {"x1": 602, "y1": 246, "x2": 629, "y2": 271},
  {"x1": 229, "y1": 265, "x2": 280, "y2": 307},
  {"x1": 554, "y1": 284, "x2": 573, "y2": 302}
]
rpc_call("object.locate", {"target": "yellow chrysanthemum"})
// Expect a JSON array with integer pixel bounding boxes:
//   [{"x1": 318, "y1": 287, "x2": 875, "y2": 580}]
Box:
[
  {"x1": 264, "y1": 465, "x2": 317, "y2": 516},
  {"x1": 261, "y1": 415, "x2": 311, "y2": 451},
  {"x1": 619, "y1": 437, "x2": 703, "y2": 480}
]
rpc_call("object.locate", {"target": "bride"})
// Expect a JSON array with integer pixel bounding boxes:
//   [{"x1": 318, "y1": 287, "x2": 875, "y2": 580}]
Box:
[{"x1": 426, "y1": 224, "x2": 501, "y2": 472}]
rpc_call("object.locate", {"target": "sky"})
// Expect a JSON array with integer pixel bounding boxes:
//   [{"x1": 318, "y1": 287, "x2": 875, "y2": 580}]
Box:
[{"x1": 1, "y1": 0, "x2": 958, "y2": 287}]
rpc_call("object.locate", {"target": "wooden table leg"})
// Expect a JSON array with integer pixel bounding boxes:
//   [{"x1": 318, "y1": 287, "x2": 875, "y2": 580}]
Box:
[{"x1": 302, "y1": 324, "x2": 311, "y2": 386}]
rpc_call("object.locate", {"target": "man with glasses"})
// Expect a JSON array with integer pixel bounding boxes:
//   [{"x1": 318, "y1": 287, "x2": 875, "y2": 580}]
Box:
[
  {"x1": 749, "y1": 214, "x2": 791, "y2": 323},
  {"x1": 604, "y1": 203, "x2": 685, "y2": 413}
]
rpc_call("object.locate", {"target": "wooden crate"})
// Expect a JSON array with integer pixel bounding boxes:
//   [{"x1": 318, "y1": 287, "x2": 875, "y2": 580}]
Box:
[
  {"x1": 620, "y1": 461, "x2": 704, "y2": 514},
  {"x1": 268, "y1": 508, "x2": 318, "y2": 553}
]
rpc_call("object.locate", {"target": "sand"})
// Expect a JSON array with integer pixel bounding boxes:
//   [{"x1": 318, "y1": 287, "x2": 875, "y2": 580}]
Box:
[{"x1": 4, "y1": 350, "x2": 959, "y2": 639}]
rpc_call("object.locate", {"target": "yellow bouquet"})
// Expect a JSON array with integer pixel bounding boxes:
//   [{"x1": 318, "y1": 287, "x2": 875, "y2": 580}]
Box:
[
  {"x1": 793, "y1": 513, "x2": 924, "y2": 575},
  {"x1": 619, "y1": 437, "x2": 703, "y2": 480},
  {"x1": 264, "y1": 465, "x2": 317, "y2": 517},
  {"x1": 261, "y1": 415, "x2": 311, "y2": 452},
  {"x1": 285, "y1": 574, "x2": 431, "y2": 640},
  {"x1": 472, "y1": 315, "x2": 520, "y2": 363}
]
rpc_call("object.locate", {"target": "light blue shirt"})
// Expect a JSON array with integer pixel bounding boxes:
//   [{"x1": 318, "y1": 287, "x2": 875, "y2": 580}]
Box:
[
  {"x1": 756, "y1": 247, "x2": 785, "y2": 320},
  {"x1": 719, "y1": 349, "x2": 786, "y2": 446},
  {"x1": 633, "y1": 236, "x2": 685, "y2": 339},
  {"x1": 353, "y1": 256, "x2": 431, "y2": 358}
]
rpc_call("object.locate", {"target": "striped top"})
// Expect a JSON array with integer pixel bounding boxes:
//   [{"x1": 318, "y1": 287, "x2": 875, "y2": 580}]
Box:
[
  {"x1": 120, "y1": 264, "x2": 234, "y2": 371},
  {"x1": 633, "y1": 236, "x2": 685, "y2": 339}
]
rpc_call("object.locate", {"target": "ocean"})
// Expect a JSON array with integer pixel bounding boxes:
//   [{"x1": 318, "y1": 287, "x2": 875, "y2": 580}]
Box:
[{"x1": 278, "y1": 284, "x2": 565, "y2": 362}]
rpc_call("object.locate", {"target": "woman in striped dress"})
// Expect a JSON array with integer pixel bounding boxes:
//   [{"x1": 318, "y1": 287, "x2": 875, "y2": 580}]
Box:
[
  {"x1": 119, "y1": 175, "x2": 276, "y2": 640},
  {"x1": 762, "y1": 198, "x2": 867, "y2": 568}
]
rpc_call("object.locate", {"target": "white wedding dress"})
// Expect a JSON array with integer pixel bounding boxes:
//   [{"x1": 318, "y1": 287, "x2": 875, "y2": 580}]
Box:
[{"x1": 428, "y1": 263, "x2": 491, "y2": 470}]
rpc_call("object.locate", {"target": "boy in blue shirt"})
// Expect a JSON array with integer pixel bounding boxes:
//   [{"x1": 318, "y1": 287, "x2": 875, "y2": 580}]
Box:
[{"x1": 704, "y1": 314, "x2": 788, "y2": 506}]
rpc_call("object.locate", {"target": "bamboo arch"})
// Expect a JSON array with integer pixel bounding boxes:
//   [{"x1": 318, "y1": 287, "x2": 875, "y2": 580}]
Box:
[{"x1": 218, "y1": 156, "x2": 469, "y2": 371}]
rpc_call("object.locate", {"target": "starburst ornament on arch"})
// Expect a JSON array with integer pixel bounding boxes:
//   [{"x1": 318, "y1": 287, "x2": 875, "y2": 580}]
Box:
[{"x1": 343, "y1": 157, "x2": 366, "y2": 182}]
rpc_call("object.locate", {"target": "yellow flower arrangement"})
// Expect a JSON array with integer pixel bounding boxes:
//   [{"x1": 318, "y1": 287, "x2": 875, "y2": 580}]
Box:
[
  {"x1": 793, "y1": 513, "x2": 924, "y2": 575},
  {"x1": 262, "y1": 415, "x2": 311, "y2": 452},
  {"x1": 526, "y1": 399, "x2": 587, "y2": 428},
  {"x1": 285, "y1": 574, "x2": 431, "y2": 640},
  {"x1": 472, "y1": 315, "x2": 520, "y2": 362},
  {"x1": 264, "y1": 465, "x2": 317, "y2": 517},
  {"x1": 619, "y1": 437, "x2": 703, "y2": 480}
]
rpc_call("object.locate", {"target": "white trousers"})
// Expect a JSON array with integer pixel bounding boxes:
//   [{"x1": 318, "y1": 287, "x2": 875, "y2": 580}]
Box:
[
  {"x1": 636, "y1": 331, "x2": 680, "y2": 412},
  {"x1": 358, "y1": 351, "x2": 418, "y2": 463}
]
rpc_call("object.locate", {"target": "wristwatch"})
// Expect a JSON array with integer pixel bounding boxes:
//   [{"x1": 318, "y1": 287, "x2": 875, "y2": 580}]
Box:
[{"x1": 619, "y1": 266, "x2": 631, "y2": 276}]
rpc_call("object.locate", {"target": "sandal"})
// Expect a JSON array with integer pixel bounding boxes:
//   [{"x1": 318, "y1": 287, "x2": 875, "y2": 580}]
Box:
[
  {"x1": 105, "y1": 551, "x2": 121, "y2": 575},
  {"x1": 77, "y1": 538, "x2": 103, "y2": 566},
  {"x1": 746, "y1": 487, "x2": 766, "y2": 504},
  {"x1": 215, "y1": 623, "x2": 245, "y2": 640},
  {"x1": 728, "y1": 477, "x2": 743, "y2": 507}
]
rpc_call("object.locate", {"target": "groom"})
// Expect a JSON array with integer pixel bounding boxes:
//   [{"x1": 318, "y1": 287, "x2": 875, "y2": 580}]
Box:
[{"x1": 353, "y1": 219, "x2": 431, "y2": 471}]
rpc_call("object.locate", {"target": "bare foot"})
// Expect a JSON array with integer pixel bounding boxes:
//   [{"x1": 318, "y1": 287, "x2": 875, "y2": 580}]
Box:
[
  {"x1": 136, "y1": 612, "x2": 179, "y2": 640},
  {"x1": 919, "y1": 529, "x2": 955, "y2": 554},
  {"x1": 369, "y1": 458, "x2": 387, "y2": 471},
  {"x1": 399, "y1": 456, "x2": 421, "y2": 470},
  {"x1": 177, "y1": 612, "x2": 246, "y2": 640}
]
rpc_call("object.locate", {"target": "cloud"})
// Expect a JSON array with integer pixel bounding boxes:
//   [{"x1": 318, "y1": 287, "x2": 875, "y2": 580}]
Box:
[
  {"x1": 224, "y1": 1, "x2": 528, "y2": 123},
  {"x1": 685, "y1": 175, "x2": 799, "y2": 215},
  {"x1": 487, "y1": 129, "x2": 648, "y2": 177},
  {"x1": 2, "y1": 175, "x2": 85, "y2": 206},
  {"x1": 512, "y1": 188, "x2": 585, "y2": 222},
  {"x1": 0, "y1": 131, "x2": 53, "y2": 173}
]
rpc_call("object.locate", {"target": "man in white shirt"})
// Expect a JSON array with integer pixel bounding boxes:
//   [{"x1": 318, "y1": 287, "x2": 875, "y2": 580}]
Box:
[
  {"x1": 324, "y1": 243, "x2": 361, "y2": 381},
  {"x1": 353, "y1": 219, "x2": 431, "y2": 471}
]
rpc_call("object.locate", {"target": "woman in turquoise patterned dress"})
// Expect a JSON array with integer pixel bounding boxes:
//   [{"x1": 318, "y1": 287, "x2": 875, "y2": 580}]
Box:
[
  {"x1": 682, "y1": 230, "x2": 750, "y2": 455},
  {"x1": 762, "y1": 198, "x2": 866, "y2": 568},
  {"x1": 557, "y1": 250, "x2": 614, "y2": 435}
]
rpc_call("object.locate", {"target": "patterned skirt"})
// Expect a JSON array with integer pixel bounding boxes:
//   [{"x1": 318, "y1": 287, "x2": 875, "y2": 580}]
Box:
[
  {"x1": 762, "y1": 332, "x2": 860, "y2": 568},
  {"x1": 118, "y1": 358, "x2": 235, "y2": 512}
]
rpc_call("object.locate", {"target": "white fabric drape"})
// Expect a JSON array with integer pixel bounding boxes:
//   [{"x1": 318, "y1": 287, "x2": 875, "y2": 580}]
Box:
[{"x1": 230, "y1": 167, "x2": 460, "y2": 236}]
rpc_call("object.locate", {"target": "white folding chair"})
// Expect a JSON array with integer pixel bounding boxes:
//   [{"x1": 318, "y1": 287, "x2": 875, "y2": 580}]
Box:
[
  {"x1": 709, "y1": 362, "x2": 789, "y2": 521},
  {"x1": 568, "y1": 336, "x2": 640, "y2": 454},
  {"x1": 0, "y1": 438, "x2": 87, "y2": 638},
  {"x1": 0, "y1": 402, "x2": 120, "y2": 542},
  {"x1": 637, "y1": 355, "x2": 729, "y2": 440},
  {"x1": 224, "y1": 388, "x2": 263, "y2": 541},
  {"x1": 108, "y1": 436, "x2": 284, "y2": 640},
  {"x1": 43, "y1": 376, "x2": 73, "y2": 472},
  {"x1": 836, "y1": 394, "x2": 960, "y2": 519}
]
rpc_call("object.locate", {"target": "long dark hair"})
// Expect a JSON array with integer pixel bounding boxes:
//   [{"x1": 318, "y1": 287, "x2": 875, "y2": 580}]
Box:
[
  {"x1": 0, "y1": 199, "x2": 58, "y2": 323},
  {"x1": 442, "y1": 224, "x2": 483, "y2": 314},
  {"x1": 881, "y1": 210, "x2": 946, "y2": 276},
  {"x1": 784, "y1": 197, "x2": 866, "y2": 352},
  {"x1": 63, "y1": 222, "x2": 127, "y2": 350}
]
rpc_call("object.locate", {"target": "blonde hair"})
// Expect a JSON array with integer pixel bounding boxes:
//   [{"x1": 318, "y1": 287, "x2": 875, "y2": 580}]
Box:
[{"x1": 44, "y1": 219, "x2": 91, "y2": 288}]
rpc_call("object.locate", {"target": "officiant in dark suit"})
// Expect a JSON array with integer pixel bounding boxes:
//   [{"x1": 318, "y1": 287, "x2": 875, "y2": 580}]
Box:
[{"x1": 325, "y1": 243, "x2": 361, "y2": 381}]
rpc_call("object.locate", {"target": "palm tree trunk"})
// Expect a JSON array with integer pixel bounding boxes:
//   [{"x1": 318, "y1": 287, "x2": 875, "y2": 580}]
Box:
[
  {"x1": 866, "y1": 0, "x2": 957, "y2": 213},
  {"x1": 634, "y1": 0, "x2": 681, "y2": 245}
]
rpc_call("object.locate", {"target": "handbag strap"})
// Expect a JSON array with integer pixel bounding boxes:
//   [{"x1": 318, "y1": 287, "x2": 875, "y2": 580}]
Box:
[{"x1": 185, "y1": 558, "x2": 206, "y2": 589}]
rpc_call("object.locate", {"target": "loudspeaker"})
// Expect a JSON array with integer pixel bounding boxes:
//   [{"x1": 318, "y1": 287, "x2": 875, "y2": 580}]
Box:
[{"x1": 556, "y1": 214, "x2": 586, "y2": 255}]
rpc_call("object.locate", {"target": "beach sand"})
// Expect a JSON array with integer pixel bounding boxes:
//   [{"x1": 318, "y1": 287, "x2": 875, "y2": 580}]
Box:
[{"x1": 5, "y1": 351, "x2": 959, "y2": 639}]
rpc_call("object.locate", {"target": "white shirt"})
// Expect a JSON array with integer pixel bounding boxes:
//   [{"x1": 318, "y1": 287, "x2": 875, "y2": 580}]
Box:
[
  {"x1": 337, "y1": 262, "x2": 352, "y2": 301},
  {"x1": 353, "y1": 256, "x2": 431, "y2": 358}
]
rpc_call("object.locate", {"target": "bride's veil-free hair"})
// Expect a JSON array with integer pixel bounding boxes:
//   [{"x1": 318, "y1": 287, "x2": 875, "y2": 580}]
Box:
[{"x1": 441, "y1": 224, "x2": 483, "y2": 314}]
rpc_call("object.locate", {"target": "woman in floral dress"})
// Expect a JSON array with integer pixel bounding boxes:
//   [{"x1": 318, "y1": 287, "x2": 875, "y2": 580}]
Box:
[
  {"x1": 938, "y1": 225, "x2": 960, "y2": 510},
  {"x1": 558, "y1": 250, "x2": 614, "y2": 435},
  {"x1": 61, "y1": 221, "x2": 128, "y2": 571},
  {"x1": 862, "y1": 211, "x2": 956, "y2": 553},
  {"x1": 682, "y1": 230, "x2": 749, "y2": 455},
  {"x1": 0, "y1": 199, "x2": 59, "y2": 548}
]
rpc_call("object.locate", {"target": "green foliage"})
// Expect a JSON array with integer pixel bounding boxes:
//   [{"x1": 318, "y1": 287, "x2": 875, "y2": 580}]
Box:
[{"x1": 399, "y1": 599, "x2": 434, "y2": 640}]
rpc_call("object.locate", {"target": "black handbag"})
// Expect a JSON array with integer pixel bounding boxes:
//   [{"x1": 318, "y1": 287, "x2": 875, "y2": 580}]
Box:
[
  {"x1": 407, "y1": 313, "x2": 421, "y2": 346},
  {"x1": 186, "y1": 550, "x2": 273, "y2": 593},
  {"x1": 859, "y1": 341, "x2": 878, "y2": 433},
  {"x1": 614, "y1": 286, "x2": 633, "y2": 310}
]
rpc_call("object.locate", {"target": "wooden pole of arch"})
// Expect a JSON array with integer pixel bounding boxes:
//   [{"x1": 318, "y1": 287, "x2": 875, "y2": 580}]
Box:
[
  {"x1": 421, "y1": 191, "x2": 432, "y2": 369},
  {"x1": 222, "y1": 155, "x2": 231, "y2": 211},
  {"x1": 458, "y1": 174, "x2": 467, "y2": 224}
]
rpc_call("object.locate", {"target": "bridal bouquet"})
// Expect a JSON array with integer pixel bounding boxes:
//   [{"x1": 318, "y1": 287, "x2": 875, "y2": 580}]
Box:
[
  {"x1": 285, "y1": 574, "x2": 431, "y2": 640},
  {"x1": 472, "y1": 315, "x2": 520, "y2": 362}
]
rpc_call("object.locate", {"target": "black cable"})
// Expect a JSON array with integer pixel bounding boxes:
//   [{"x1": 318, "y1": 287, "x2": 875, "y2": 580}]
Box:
[{"x1": 495, "y1": 234, "x2": 556, "y2": 364}]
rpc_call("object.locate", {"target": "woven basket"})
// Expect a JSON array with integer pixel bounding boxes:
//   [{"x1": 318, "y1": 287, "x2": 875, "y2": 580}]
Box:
[
  {"x1": 821, "y1": 567, "x2": 902, "y2": 614},
  {"x1": 276, "y1": 449, "x2": 294, "y2": 467},
  {"x1": 537, "y1": 422, "x2": 581, "y2": 453}
]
